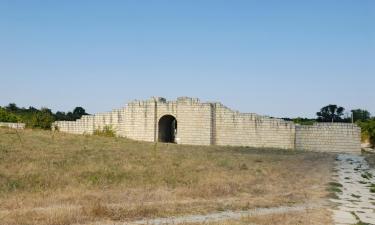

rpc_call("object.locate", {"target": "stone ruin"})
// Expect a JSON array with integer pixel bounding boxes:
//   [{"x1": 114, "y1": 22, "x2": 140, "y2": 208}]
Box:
[{"x1": 53, "y1": 97, "x2": 361, "y2": 153}]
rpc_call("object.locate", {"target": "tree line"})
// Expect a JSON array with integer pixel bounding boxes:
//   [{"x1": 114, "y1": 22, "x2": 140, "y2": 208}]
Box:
[{"x1": 0, "y1": 103, "x2": 89, "y2": 129}]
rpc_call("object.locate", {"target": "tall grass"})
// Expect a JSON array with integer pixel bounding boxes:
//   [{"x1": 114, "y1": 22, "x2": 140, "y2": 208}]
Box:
[{"x1": 93, "y1": 125, "x2": 116, "y2": 137}]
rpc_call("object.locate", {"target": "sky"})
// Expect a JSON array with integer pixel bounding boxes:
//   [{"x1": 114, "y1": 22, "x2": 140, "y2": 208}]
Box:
[{"x1": 0, "y1": 0, "x2": 374, "y2": 118}]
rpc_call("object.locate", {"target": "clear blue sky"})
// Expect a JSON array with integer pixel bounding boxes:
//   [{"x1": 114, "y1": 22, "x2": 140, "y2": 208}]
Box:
[{"x1": 0, "y1": 0, "x2": 374, "y2": 118}]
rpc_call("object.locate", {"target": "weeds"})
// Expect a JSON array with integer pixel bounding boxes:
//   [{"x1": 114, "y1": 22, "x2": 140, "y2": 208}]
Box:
[
  {"x1": 93, "y1": 125, "x2": 116, "y2": 137},
  {"x1": 361, "y1": 172, "x2": 373, "y2": 180},
  {"x1": 369, "y1": 183, "x2": 375, "y2": 193},
  {"x1": 327, "y1": 182, "x2": 343, "y2": 199},
  {"x1": 351, "y1": 194, "x2": 361, "y2": 199}
]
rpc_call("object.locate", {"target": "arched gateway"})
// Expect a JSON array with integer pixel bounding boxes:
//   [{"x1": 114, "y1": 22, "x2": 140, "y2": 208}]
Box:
[{"x1": 158, "y1": 115, "x2": 177, "y2": 143}]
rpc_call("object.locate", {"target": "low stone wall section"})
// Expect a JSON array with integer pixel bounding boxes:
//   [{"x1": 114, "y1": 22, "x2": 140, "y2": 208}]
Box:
[
  {"x1": 295, "y1": 123, "x2": 361, "y2": 153},
  {"x1": 0, "y1": 122, "x2": 25, "y2": 129}
]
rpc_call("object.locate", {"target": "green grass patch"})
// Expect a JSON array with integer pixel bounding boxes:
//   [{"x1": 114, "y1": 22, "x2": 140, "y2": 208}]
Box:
[
  {"x1": 328, "y1": 182, "x2": 343, "y2": 187},
  {"x1": 351, "y1": 194, "x2": 361, "y2": 199},
  {"x1": 361, "y1": 172, "x2": 373, "y2": 180},
  {"x1": 327, "y1": 182, "x2": 342, "y2": 199}
]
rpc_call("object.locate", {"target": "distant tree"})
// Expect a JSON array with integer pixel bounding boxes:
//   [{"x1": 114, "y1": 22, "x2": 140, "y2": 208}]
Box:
[
  {"x1": 72, "y1": 107, "x2": 88, "y2": 120},
  {"x1": 0, "y1": 108, "x2": 20, "y2": 122},
  {"x1": 27, "y1": 106, "x2": 38, "y2": 113},
  {"x1": 1, "y1": 103, "x2": 89, "y2": 128},
  {"x1": 54, "y1": 107, "x2": 89, "y2": 121},
  {"x1": 55, "y1": 111, "x2": 67, "y2": 121},
  {"x1": 351, "y1": 109, "x2": 371, "y2": 122},
  {"x1": 41, "y1": 107, "x2": 53, "y2": 115},
  {"x1": 317, "y1": 105, "x2": 345, "y2": 122},
  {"x1": 66, "y1": 112, "x2": 74, "y2": 120},
  {"x1": 5, "y1": 103, "x2": 19, "y2": 112}
]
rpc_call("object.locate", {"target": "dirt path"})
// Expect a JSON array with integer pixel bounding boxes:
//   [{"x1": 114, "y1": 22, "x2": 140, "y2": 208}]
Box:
[
  {"x1": 331, "y1": 154, "x2": 375, "y2": 224},
  {"x1": 81, "y1": 203, "x2": 321, "y2": 225}
]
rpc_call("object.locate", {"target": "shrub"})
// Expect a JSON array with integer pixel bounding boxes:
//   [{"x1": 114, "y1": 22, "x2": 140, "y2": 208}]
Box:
[
  {"x1": 358, "y1": 119, "x2": 375, "y2": 146},
  {"x1": 29, "y1": 109, "x2": 55, "y2": 129},
  {"x1": 0, "y1": 108, "x2": 20, "y2": 123},
  {"x1": 361, "y1": 172, "x2": 373, "y2": 180}
]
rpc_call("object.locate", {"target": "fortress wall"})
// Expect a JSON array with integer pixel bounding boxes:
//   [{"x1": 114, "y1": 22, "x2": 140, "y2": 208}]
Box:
[
  {"x1": 121, "y1": 99, "x2": 156, "y2": 142},
  {"x1": 214, "y1": 104, "x2": 295, "y2": 149},
  {"x1": 295, "y1": 123, "x2": 361, "y2": 153},
  {"x1": 175, "y1": 98, "x2": 212, "y2": 145},
  {"x1": 112, "y1": 109, "x2": 125, "y2": 133},
  {"x1": 0, "y1": 122, "x2": 25, "y2": 129},
  {"x1": 53, "y1": 108, "x2": 126, "y2": 135},
  {"x1": 112, "y1": 108, "x2": 126, "y2": 136},
  {"x1": 51, "y1": 97, "x2": 361, "y2": 153}
]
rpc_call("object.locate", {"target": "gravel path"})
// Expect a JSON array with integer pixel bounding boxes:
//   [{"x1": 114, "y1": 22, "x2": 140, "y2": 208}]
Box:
[{"x1": 331, "y1": 154, "x2": 375, "y2": 225}]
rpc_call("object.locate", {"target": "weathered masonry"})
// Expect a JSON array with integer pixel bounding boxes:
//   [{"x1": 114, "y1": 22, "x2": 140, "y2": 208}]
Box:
[
  {"x1": 0, "y1": 122, "x2": 25, "y2": 129},
  {"x1": 53, "y1": 97, "x2": 361, "y2": 153}
]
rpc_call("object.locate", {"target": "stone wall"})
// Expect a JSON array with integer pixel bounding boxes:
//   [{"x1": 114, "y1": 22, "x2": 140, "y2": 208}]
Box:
[
  {"x1": 121, "y1": 99, "x2": 156, "y2": 142},
  {"x1": 214, "y1": 104, "x2": 295, "y2": 149},
  {"x1": 295, "y1": 123, "x2": 361, "y2": 153},
  {"x1": 0, "y1": 122, "x2": 25, "y2": 129},
  {"x1": 52, "y1": 97, "x2": 361, "y2": 153},
  {"x1": 53, "y1": 109, "x2": 125, "y2": 135}
]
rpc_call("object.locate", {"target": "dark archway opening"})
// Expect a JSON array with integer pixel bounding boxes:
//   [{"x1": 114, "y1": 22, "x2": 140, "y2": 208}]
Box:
[{"x1": 158, "y1": 115, "x2": 177, "y2": 143}]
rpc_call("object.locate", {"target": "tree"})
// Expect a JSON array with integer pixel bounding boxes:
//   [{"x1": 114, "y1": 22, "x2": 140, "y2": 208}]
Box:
[
  {"x1": 5, "y1": 103, "x2": 19, "y2": 112},
  {"x1": 72, "y1": 107, "x2": 88, "y2": 120},
  {"x1": 55, "y1": 111, "x2": 67, "y2": 121},
  {"x1": 0, "y1": 108, "x2": 20, "y2": 122},
  {"x1": 1, "y1": 102, "x2": 89, "y2": 128},
  {"x1": 66, "y1": 112, "x2": 74, "y2": 120},
  {"x1": 27, "y1": 106, "x2": 38, "y2": 113},
  {"x1": 351, "y1": 109, "x2": 371, "y2": 122},
  {"x1": 317, "y1": 104, "x2": 345, "y2": 122},
  {"x1": 54, "y1": 107, "x2": 89, "y2": 121}
]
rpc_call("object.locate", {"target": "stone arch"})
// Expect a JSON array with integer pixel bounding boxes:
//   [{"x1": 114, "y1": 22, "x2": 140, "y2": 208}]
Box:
[{"x1": 158, "y1": 115, "x2": 177, "y2": 143}]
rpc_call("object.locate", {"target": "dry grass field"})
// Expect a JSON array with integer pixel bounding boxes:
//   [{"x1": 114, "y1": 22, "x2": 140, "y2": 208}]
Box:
[{"x1": 0, "y1": 128, "x2": 335, "y2": 225}]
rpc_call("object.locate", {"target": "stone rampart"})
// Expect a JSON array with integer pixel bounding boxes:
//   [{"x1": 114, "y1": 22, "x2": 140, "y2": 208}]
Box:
[
  {"x1": 214, "y1": 103, "x2": 295, "y2": 149},
  {"x1": 52, "y1": 97, "x2": 361, "y2": 153}
]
